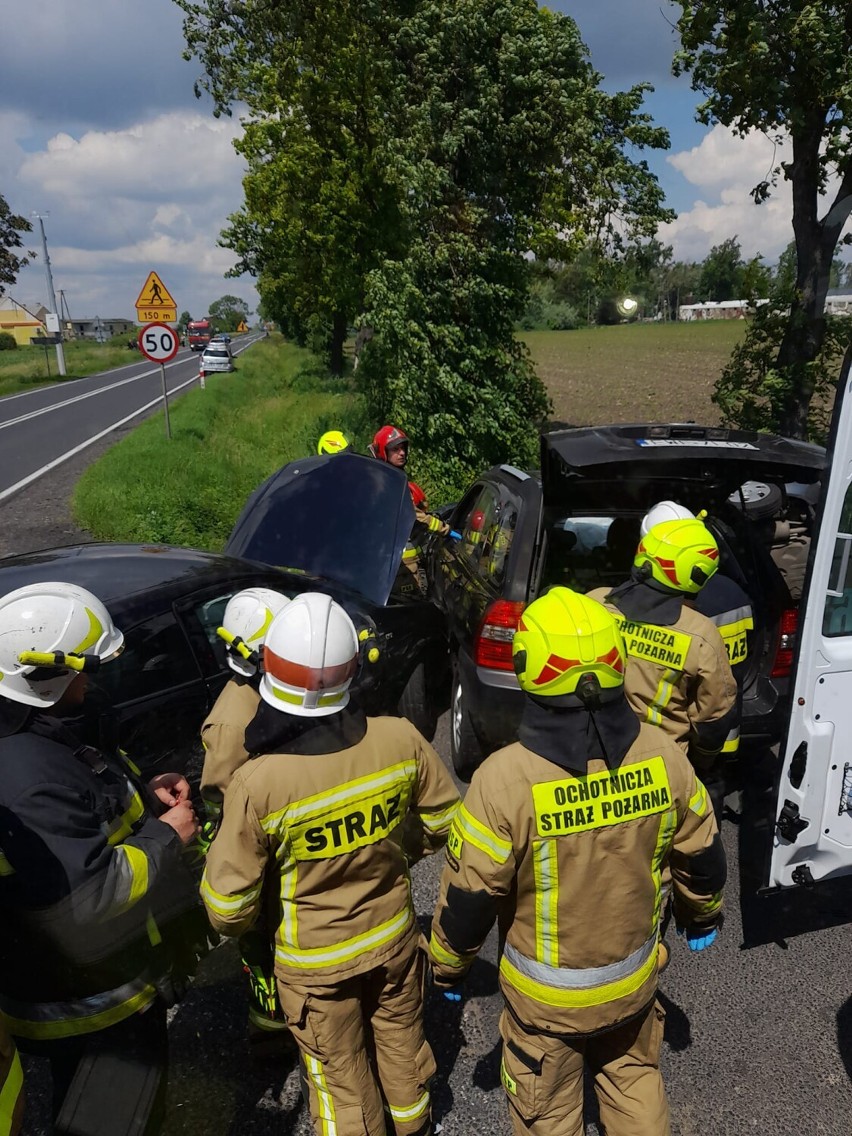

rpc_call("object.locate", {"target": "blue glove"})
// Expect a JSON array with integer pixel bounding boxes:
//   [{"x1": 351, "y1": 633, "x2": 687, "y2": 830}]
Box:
[
  {"x1": 449, "y1": 530, "x2": 462, "y2": 541},
  {"x1": 680, "y1": 927, "x2": 718, "y2": 952},
  {"x1": 441, "y1": 984, "x2": 464, "y2": 1003}
]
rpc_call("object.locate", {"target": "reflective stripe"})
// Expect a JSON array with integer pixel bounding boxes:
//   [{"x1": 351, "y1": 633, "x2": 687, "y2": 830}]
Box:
[
  {"x1": 261, "y1": 761, "x2": 418, "y2": 832},
  {"x1": 651, "y1": 808, "x2": 678, "y2": 933},
  {"x1": 647, "y1": 667, "x2": 678, "y2": 727},
  {"x1": 429, "y1": 932, "x2": 466, "y2": 969},
  {"x1": 451, "y1": 804, "x2": 512, "y2": 865},
  {"x1": 200, "y1": 869, "x2": 261, "y2": 919},
  {"x1": 0, "y1": 978, "x2": 156, "y2": 1040},
  {"x1": 402, "y1": 545, "x2": 419, "y2": 561},
  {"x1": 305, "y1": 1054, "x2": 337, "y2": 1135},
  {"x1": 0, "y1": 851, "x2": 13, "y2": 878},
  {"x1": 688, "y1": 782, "x2": 708, "y2": 817},
  {"x1": 275, "y1": 906, "x2": 412, "y2": 970},
  {"x1": 500, "y1": 934, "x2": 657, "y2": 1009},
  {"x1": 533, "y1": 840, "x2": 559, "y2": 967},
  {"x1": 105, "y1": 785, "x2": 146, "y2": 845},
  {"x1": 0, "y1": 1043, "x2": 23, "y2": 1131},
  {"x1": 418, "y1": 801, "x2": 460, "y2": 835},
  {"x1": 113, "y1": 843, "x2": 149, "y2": 913},
  {"x1": 279, "y1": 859, "x2": 299, "y2": 948},
  {"x1": 269, "y1": 685, "x2": 346, "y2": 709},
  {"x1": 389, "y1": 1090, "x2": 430, "y2": 1123},
  {"x1": 709, "y1": 606, "x2": 753, "y2": 629},
  {"x1": 721, "y1": 727, "x2": 741, "y2": 754},
  {"x1": 73, "y1": 608, "x2": 105, "y2": 654}
]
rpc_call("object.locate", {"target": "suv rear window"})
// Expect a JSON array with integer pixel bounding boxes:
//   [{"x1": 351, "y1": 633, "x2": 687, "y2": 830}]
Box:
[{"x1": 540, "y1": 513, "x2": 641, "y2": 595}]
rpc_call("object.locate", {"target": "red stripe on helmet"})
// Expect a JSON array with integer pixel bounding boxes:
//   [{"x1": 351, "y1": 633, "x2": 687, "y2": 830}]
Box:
[{"x1": 264, "y1": 647, "x2": 357, "y2": 691}]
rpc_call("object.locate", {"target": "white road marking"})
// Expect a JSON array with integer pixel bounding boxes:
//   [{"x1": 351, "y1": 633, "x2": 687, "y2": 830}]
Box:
[{"x1": 0, "y1": 374, "x2": 199, "y2": 504}]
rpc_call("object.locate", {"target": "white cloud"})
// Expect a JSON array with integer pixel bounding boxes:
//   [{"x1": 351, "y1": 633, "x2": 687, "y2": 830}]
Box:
[{"x1": 661, "y1": 124, "x2": 852, "y2": 263}]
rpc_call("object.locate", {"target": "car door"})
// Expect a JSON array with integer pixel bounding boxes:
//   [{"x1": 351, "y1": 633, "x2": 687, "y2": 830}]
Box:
[{"x1": 767, "y1": 346, "x2": 852, "y2": 889}]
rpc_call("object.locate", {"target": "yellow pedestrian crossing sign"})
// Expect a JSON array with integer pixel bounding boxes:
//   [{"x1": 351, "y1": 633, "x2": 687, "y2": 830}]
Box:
[
  {"x1": 237, "y1": 320, "x2": 249, "y2": 333},
  {"x1": 135, "y1": 271, "x2": 177, "y2": 323}
]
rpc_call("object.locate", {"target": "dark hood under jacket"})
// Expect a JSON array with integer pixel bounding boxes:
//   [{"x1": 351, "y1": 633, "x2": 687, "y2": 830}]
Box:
[
  {"x1": 245, "y1": 701, "x2": 369, "y2": 757},
  {"x1": 518, "y1": 694, "x2": 641, "y2": 773},
  {"x1": 607, "y1": 569, "x2": 684, "y2": 627}
]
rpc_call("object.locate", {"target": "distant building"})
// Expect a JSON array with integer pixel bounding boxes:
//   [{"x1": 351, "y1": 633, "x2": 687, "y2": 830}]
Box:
[
  {"x1": 825, "y1": 289, "x2": 852, "y2": 316},
  {"x1": 0, "y1": 301, "x2": 46, "y2": 346},
  {"x1": 65, "y1": 317, "x2": 136, "y2": 341},
  {"x1": 678, "y1": 299, "x2": 756, "y2": 321}
]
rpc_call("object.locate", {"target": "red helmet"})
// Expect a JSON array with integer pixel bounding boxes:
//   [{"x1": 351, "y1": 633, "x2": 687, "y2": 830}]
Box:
[
  {"x1": 372, "y1": 425, "x2": 409, "y2": 462},
  {"x1": 408, "y1": 481, "x2": 426, "y2": 508}
]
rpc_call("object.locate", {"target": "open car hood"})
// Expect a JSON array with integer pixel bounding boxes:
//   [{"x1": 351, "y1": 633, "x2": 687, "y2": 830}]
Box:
[
  {"x1": 225, "y1": 453, "x2": 415, "y2": 607},
  {"x1": 542, "y1": 423, "x2": 825, "y2": 508}
]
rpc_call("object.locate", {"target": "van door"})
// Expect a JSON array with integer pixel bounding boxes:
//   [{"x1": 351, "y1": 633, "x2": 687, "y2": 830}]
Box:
[{"x1": 767, "y1": 346, "x2": 852, "y2": 889}]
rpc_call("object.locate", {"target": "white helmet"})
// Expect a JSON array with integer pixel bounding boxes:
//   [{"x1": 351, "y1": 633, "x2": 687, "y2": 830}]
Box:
[
  {"x1": 260, "y1": 592, "x2": 358, "y2": 717},
  {"x1": 217, "y1": 588, "x2": 290, "y2": 677},
  {"x1": 640, "y1": 500, "x2": 695, "y2": 538},
  {"x1": 0, "y1": 582, "x2": 124, "y2": 707}
]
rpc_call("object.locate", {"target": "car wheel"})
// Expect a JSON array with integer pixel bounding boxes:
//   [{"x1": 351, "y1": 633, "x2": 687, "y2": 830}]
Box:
[
  {"x1": 398, "y1": 661, "x2": 439, "y2": 741},
  {"x1": 450, "y1": 659, "x2": 485, "y2": 781}
]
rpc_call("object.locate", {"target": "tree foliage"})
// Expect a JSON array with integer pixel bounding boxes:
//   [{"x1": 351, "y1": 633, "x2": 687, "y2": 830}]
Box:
[
  {"x1": 674, "y1": 1, "x2": 852, "y2": 438},
  {"x1": 0, "y1": 194, "x2": 32, "y2": 299},
  {"x1": 208, "y1": 294, "x2": 250, "y2": 333}
]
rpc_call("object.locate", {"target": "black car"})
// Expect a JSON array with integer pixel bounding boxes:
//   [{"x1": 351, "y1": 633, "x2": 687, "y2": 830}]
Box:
[
  {"x1": 0, "y1": 508, "x2": 447, "y2": 778},
  {"x1": 427, "y1": 422, "x2": 825, "y2": 778}
]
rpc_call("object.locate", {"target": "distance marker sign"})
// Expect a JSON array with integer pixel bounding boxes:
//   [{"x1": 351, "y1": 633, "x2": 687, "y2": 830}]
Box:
[{"x1": 138, "y1": 323, "x2": 180, "y2": 364}]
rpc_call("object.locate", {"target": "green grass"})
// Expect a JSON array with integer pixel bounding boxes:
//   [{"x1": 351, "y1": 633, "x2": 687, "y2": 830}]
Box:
[
  {"x1": 74, "y1": 337, "x2": 369, "y2": 550},
  {"x1": 0, "y1": 336, "x2": 141, "y2": 398},
  {"x1": 524, "y1": 320, "x2": 747, "y2": 427}
]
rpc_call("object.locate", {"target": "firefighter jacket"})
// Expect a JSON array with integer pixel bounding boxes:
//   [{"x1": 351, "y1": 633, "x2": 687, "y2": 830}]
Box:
[
  {"x1": 199, "y1": 676, "x2": 260, "y2": 821},
  {"x1": 430, "y1": 697, "x2": 725, "y2": 1037},
  {"x1": 0, "y1": 1020, "x2": 22, "y2": 1136},
  {"x1": 0, "y1": 712, "x2": 199, "y2": 1042},
  {"x1": 589, "y1": 576, "x2": 738, "y2": 762},
  {"x1": 201, "y1": 707, "x2": 460, "y2": 984},
  {"x1": 693, "y1": 573, "x2": 754, "y2": 756}
]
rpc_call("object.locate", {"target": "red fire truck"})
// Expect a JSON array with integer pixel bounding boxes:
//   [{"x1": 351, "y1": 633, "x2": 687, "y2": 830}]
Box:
[{"x1": 187, "y1": 319, "x2": 212, "y2": 351}]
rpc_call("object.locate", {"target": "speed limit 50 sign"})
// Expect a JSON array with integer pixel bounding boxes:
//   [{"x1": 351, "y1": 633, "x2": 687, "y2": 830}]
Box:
[{"x1": 138, "y1": 323, "x2": 180, "y2": 363}]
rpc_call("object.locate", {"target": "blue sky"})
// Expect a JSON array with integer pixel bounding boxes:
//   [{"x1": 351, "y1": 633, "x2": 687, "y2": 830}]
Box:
[{"x1": 0, "y1": 0, "x2": 823, "y2": 319}]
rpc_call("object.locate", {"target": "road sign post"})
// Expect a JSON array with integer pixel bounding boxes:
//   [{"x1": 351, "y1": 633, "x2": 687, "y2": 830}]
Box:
[{"x1": 138, "y1": 323, "x2": 180, "y2": 440}]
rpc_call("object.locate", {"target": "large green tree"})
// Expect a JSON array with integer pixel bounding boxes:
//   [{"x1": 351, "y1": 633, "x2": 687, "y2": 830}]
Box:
[
  {"x1": 0, "y1": 194, "x2": 32, "y2": 299},
  {"x1": 208, "y1": 294, "x2": 250, "y2": 333},
  {"x1": 698, "y1": 237, "x2": 744, "y2": 302},
  {"x1": 674, "y1": 1, "x2": 852, "y2": 437}
]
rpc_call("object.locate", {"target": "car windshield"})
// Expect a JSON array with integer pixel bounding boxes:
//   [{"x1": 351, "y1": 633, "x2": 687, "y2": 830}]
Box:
[
  {"x1": 539, "y1": 512, "x2": 641, "y2": 595},
  {"x1": 225, "y1": 453, "x2": 415, "y2": 606},
  {"x1": 205, "y1": 349, "x2": 228, "y2": 358}
]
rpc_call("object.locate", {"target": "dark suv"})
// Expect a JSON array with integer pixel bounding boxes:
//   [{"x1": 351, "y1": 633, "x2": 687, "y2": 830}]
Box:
[{"x1": 427, "y1": 423, "x2": 825, "y2": 778}]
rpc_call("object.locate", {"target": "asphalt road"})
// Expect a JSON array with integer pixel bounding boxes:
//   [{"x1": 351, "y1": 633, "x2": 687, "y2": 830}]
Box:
[{"x1": 0, "y1": 335, "x2": 264, "y2": 503}]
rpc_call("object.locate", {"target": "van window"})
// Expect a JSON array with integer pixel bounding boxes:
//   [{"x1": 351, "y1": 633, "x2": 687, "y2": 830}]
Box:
[{"x1": 823, "y1": 485, "x2": 852, "y2": 636}]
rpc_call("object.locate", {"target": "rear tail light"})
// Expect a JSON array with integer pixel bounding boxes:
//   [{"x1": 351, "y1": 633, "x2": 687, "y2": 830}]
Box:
[
  {"x1": 474, "y1": 599, "x2": 525, "y2": 670},
  {"x1": 771, "y1": 608, "x2": 799, "y2": 678}
]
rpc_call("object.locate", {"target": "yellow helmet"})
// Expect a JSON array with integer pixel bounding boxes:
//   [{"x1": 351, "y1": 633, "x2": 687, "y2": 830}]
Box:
[
  {"x1": 317, "y1": 430, "x2": 351, "y2": 456},
  {"x1": 512, "y1": 588, "x2": 625, "y2": 700},
  {"x1": 634, "y1": 518, "x2": 719, "y2": 595}
]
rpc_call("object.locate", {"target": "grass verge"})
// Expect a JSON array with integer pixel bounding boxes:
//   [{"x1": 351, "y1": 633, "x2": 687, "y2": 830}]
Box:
[
  {"x1": 74, "y1": 337, "x2": 369, "y2": 550},
  {"x1": 0, "y1": 336, "x2": 142, "y2": 398}
]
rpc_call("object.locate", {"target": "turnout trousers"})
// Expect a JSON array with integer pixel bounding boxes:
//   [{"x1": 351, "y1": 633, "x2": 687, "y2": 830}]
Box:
[
  {"x1": 276, "y1": 941, "x2": 435, "y2": 1136},
  {"x1": 499, "y1": 1001, "x2": 670, "y2": 1136}
]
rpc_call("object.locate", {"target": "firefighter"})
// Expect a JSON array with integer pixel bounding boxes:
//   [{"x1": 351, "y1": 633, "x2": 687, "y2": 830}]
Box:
[
  {"x1": 0, "y1": 1021, "x2": 23, "y2": 1136},
  {"x1": 429, "y1": 588, "x2": 726, "y2": 1136},
  {"x1": 199, "y1": 587, "x2": 290, "y2": 1039},
  {"x1": 317, "y1": 430, "x2": 352, "y2": 456},
  {"x1": 640, "y1": 502, "x2": 754, "y2": 763},
  {"x1": 588, "y1": 517, "x2": 738, "y2": 779},
  {"x1": 201, "y1": 592, "x2": 460, "y2": 1136},
  {"x1": 0, "y1": 582, "x2": 202, "y2": 1131}
]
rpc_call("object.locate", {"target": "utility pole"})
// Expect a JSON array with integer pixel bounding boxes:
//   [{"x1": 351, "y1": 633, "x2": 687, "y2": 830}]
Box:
[{"x1": 32, "y1": 213, "x2": 66, "y2": 376}]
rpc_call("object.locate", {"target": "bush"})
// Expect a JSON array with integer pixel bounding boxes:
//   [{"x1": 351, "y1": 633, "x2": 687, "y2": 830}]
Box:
[{"x1": 0, "y1": 332, "x2": 17, "y2": 351}]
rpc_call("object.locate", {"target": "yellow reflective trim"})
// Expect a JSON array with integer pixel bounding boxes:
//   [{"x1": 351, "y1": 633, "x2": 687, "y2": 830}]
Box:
[
  {"x1": 0, "y1": 1043, "x2": 23, "y2": 1128},
  {"x1": 0, "y1": 850, "x2": 13, "y2": 878},
  {"x1": 146, "y1": 911, "x2": 162, "y2": 947},
  {"x1": 0, "y1": 985, "x2": 157, "y2": 1041},
  {"x1": 275, "y1": 906, "x2": 412, "y2": 969},
  {"x1": 533, "y1": 840, "x2": 559, "y2": 968},
  {"x1": 246, "y1": 606, "x2": 275, "y2": 645},
  {"x1": 646, "y1": 666, "x2": 678, "y2": 727},
  {"x1": 721, "y1": 731, "x2": 740, "y2": 754},
  {"x1": 305, "y1": 1055, "x2": 337, "y2": 1135},
  {"x1": 429, "y1": 932, "x2": 466, "y2": 969},
  {"x1": 532, "y1": 758, "x2": 672, "y2": 838},
  {"x1": 286, "y1": 777, "x2": 412, "y2": 862},
  {"x1": 388, "y1": 1090, "x2": 430, "y2": 1122},
  {"x1": 402, "y1": 546, "x2": 419, "y2": 561},
  {"x1": 613, "y1": 617, "x2": 690, "y2": 671},
  {"x1": 418, "y1": 800, "x2": 460, "y2": 834},
  {"x1": 688, "y1": 781, "x2": 709, "y2": 817},
  {"x1": 279, "y1": 859, "x2": 299, "y2": 948},
  {"x1": 261, "y1": 761, "x2": 418, "y2": 831},
  {"x1": 105, "y1": 786, "x2": 146, "y2": 845},
  {"x1": 114, "y1": 843, "x2": 149, "y2": 912},
  {"x1": 651, "y1": 808, "x2": 678, "y2": 934},
  {"x1": 500, "y1": 1057, "x2": 517, "y2": 1096},
  {"x1": 120, "y1": 751, "x2": 142, "y2": 776},
  {"x1": 200, "y1": 869, "x2": 261, "y2": 918},
  {"x1": 269, "y1": 685, "x2": 346, "y2": 709},
  {"x1": 71, "y1": 607, "x2": 105, "y2": 655},
  {"x1": 447, "y1": 825, "x2": 463, "y2": 859},
  {"x1": 452, "y1": 804, "x2": 512, "y2": 864},
  {"x1": 500, "y1": 941, "x2": 658, "y2": 1009}
]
